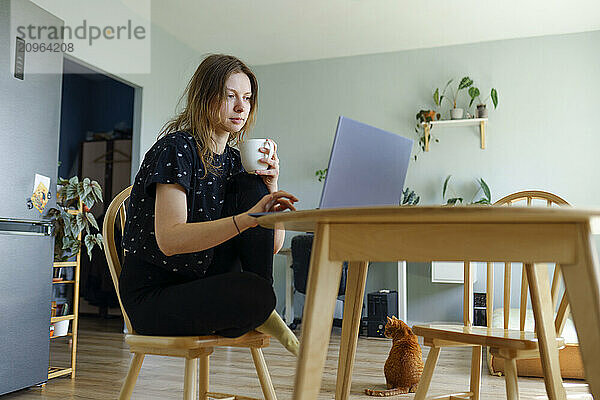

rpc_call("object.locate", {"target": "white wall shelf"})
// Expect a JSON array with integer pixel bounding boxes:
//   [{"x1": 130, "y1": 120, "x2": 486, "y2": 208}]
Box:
[{"x1": 421, "y1": 118, "x2": 488, "y2": 151}]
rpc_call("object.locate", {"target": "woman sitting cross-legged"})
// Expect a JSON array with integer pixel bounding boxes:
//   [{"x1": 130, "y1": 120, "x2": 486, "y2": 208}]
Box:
[{"x1": 119, "y1": 53, "x2": 300, "y2": 356}]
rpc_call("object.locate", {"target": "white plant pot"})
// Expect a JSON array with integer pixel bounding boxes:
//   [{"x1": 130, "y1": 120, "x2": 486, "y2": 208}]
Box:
[
  {"x1": 450, "y1": 108, "x2": 464, "y2": 120},
  {"x1": 476, "y1": 104, "x2": 488, "y2": 118},
  {"x1": 51, "y1": 320, "x2": 70, "y2": 337}
]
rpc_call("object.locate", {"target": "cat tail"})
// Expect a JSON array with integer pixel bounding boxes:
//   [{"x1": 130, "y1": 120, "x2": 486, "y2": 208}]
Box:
[{"x1": 364, "y1": 387, "x2": 412, "y2": 396}]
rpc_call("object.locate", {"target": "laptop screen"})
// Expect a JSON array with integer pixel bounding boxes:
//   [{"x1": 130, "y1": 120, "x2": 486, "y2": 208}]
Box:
[{"x1": 319, "y1": 116, "x2": 413, "y2": 209}]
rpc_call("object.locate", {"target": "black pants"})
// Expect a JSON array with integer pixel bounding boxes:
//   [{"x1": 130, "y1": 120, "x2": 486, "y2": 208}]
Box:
[{"x1": 119, "y1": 173, "x2": 276, "y2": 337}]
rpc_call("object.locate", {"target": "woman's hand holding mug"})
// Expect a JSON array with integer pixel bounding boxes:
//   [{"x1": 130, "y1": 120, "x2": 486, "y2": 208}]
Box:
[{"x1": 239, "y1": 138, "x2": 279, "y2": 193}]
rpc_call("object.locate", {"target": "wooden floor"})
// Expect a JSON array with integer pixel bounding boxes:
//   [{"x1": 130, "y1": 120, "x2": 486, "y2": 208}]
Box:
[{"x1": 5, "y1": 316, "x2": 591, "y2": 399}]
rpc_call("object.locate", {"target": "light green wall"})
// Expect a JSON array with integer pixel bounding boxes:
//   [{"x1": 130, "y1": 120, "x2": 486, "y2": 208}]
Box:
[{"x1": 254, "y1": 30, "x2": 600, "y2": 323}]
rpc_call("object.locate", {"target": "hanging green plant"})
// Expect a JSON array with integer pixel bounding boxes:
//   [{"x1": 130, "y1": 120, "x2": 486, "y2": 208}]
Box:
[{"x1": 414, "y1": 109, "x2": 441, "y2": 160}]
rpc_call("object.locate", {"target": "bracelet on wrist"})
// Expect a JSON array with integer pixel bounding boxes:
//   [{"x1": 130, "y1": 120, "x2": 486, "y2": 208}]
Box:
[{"x1": 232, "y1": 215, "x2": 241, "y2": 235}]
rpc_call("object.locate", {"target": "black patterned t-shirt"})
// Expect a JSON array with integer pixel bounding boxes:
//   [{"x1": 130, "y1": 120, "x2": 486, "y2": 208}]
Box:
[{"x1": 122, "y1": 131, "x2": 245, "y2": 278}]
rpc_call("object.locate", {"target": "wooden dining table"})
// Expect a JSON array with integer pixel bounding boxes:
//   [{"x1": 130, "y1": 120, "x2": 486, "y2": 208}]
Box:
[{"x1": 256, "y1": 206, "x2": 600, "y2": 400}]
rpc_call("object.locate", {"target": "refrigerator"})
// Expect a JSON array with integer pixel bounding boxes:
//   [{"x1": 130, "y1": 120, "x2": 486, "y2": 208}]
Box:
[{"x1": 0, "y1": 0, "x2": 63, "y2": 394}]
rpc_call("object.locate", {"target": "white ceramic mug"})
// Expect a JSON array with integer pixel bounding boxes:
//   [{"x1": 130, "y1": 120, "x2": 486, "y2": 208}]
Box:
[{"x1": 239, "y1": 138, "x2": 274, "y2": 173}]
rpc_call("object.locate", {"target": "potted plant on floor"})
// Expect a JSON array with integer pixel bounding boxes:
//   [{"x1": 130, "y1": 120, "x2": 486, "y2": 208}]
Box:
[
  {"x1": 401, "y1": 187, "x2": 420, "y2": 205},
  {"x1": 46, "y1": 176, "x2": 104, "y2": 261},
  {"x1": 468, "y1": 87, "x2": 499, "y2": 118},
  {"x1": 315, "y1": 168, "x2": 328, "y2": 182},
  {"x1": 442, "y1": 174, "x2": 491, "y2": 205},
  {"x1": 434, "y1": 77, "x2": 473, "y2": 119}
]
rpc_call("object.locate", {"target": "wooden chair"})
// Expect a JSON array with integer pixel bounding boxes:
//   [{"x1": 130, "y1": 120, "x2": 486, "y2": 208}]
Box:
[
  {"x1": 102, "y1": 186, "x2": 277, "y2": 400},
  {"x1": 412, "y1": 191, "x2": 572, "y2": 400}
]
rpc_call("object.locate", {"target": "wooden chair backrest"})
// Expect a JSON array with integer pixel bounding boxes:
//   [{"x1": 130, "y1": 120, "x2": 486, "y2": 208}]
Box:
[
  {"x1": 102, "y1": 185, "x2": 134, "y2": 334},
  {"x1": 486, "y1": 190, "x2": 570, "y2": 336}
]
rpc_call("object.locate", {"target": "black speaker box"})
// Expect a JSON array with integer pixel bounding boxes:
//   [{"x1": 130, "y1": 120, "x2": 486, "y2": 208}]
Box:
[{"x1": 366, "y1": 290, "x2": 398, "y2": 338}]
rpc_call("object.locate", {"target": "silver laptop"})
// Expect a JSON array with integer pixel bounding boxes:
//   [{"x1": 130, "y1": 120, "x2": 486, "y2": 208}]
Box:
[{"x1": 251, "y1": 116, "x2": 413, "y2": 215}]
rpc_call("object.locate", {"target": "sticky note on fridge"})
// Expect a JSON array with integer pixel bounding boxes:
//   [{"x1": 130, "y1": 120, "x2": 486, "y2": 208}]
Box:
[{"x1": 32, "y1": 174, "x2": 50, "y2": 213}]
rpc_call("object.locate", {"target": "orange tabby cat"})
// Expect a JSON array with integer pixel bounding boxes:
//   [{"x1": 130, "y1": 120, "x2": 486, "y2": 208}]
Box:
[{"x1": 365, "y1": 316, "x2": 424, "y2": 396}]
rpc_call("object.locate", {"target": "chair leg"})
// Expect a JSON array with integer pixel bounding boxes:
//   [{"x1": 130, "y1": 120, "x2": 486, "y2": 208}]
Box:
[
  {"x1": 525, "y1": 263, "x2": 566, "y2": 400},
  {"x1": 470, "y1": 346, "x2": 482, "y2": 400},
  {"x1": 198, "y1": 354, "x2": 209, "y2": 400},
  {"x1": 184, "y1": 358, "x2": 198, "y2": 400},
  {"x1": 251, "y1": 347, "x2": 277, "y2": 400},
  {"x1": 119, "y1": 353, "x2": 145, "y2": 400},
  {"x1": 503, "y1": 358, "x2": 520, "y2": 400},
  {"x1": 414, "y1": 346, "x2": 441, "y2": 400}
]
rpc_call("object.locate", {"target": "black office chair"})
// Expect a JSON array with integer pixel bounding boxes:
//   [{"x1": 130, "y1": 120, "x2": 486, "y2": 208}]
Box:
[{"x1": 290, "y1": 234, "x2": 348, "y2": 328}]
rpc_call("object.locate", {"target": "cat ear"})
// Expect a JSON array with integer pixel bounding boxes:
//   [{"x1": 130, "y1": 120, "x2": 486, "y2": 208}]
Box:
[
  {"x1": 386, "y1": 316, "x2": 392, "y2": 323},
  {"x1": 392, "y1": 315, "x2": 398, "y2": 321}
]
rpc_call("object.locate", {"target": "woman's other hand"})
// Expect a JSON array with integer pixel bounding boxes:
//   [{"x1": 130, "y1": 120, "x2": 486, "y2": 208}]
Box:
[
  {"x1": 255, "y1": 139, "x2": 279, "y2": 193},
  {"x1": 238, "y1": 190, "x2": 298, "y2": 229},
  {"x1": 250, "y1": 190, "x2": 298, "y2": 214}
]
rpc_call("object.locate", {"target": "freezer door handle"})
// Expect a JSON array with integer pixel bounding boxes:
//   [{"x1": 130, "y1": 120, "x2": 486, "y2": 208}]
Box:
[{"x1": 0, "y1": 220, "x2": 52, "y2": 236}]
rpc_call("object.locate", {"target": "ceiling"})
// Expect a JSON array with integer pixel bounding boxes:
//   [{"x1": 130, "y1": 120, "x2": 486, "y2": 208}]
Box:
[{"x1": 150, "y1": 0, "x2": 600, "y2": 66}]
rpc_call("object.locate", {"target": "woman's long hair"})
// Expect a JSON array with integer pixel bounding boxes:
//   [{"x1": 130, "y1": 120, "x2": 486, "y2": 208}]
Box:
[{"x1": 159, "y1": 54, "x2": 258, "y2": 177}]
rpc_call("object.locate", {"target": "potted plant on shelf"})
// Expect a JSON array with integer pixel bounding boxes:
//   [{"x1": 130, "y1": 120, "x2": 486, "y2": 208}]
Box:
[
  {"x1": 433, "y1": 79, "x2": 452, "y2": 114},
  {"x1": 46, "y1": 176, "x2": 104, "y2": 261},
  {"x1": 468, "y1": 87, "x2": 499, "y2": 118},
  {"x1": 434, "y1": 77, "x2": 473, "y2": 120}
]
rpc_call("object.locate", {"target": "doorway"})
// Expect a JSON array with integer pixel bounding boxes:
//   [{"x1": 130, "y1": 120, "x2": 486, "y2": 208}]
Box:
[{"x1": 57, "y1": 55, "x2": 141, "y2": 318}]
